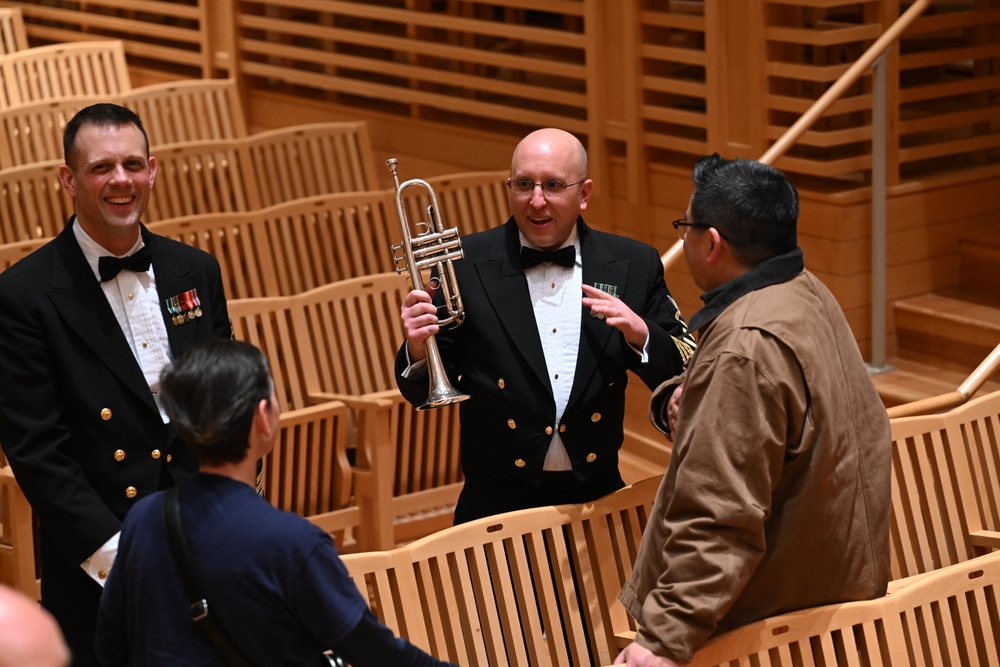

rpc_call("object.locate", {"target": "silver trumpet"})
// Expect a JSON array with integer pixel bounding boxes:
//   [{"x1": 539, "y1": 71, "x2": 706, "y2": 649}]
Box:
[{"x1": 387, "y1": 157, "x2": 470, "y2": 410}]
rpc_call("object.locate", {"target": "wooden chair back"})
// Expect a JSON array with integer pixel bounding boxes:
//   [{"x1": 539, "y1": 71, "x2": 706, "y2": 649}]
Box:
[
  {"x1": 0, "y1": 159, "x2": 72, "y2": 244},
  {"x1": 0, "y1": 237, "x2": 48, "y2": 273},
  {"x1": 341, "y1": 475, "x2": 659, "y2": 667},
  {"x1": 148, "y1": 210, "x2": 281, "y2": 301},
  {"x1": 0, "y1": 95, "x2": 101, "y2": 168},
  {"x1": 123, "y1": 78, "x2": 248, "y2": 146},
  {"x1": 146, "y1": 139, "x2": 261, "y2": 222},
  {"x1": 240, "y1": 122, "x2": 379, "y2": 208},
  {"x1": 950, "y1": 389, "x2": 1000, "y2": 552},
  {"x1": 224, "y1": 293, "x2": 359, "y2": 544},
  {"x1": 889, "y1": 388, "x2": 1000, "y2": 579},
  {"x1": 686, "y1": 552, "x2": 1000, "y2": 667},
  {"x1": 0, "y1": 40, "x2": 131, "y2": 109},
  {"x1": 254, "y1": 191, "x2": 398, "y2": 294},
  {"x1": 0, "y1": 7, "x2": 28, "y2": 57},
  {"x1": 0, "y1": 461, "x2": 39, "y2": 600}
]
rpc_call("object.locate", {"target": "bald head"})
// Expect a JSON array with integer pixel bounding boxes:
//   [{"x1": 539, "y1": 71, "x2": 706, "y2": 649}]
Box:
[
  {"x1": 510, "y1": 128, "x2": 588, "y2": 179},
  {"x1": 0, "y1": 586, "x2": 70, "y2": 667}
]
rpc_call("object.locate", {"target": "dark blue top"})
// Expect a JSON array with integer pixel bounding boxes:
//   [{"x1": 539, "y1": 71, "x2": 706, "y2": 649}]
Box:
[{"x1": 98, "y1": 473, "x2": 453, "y2": 666}]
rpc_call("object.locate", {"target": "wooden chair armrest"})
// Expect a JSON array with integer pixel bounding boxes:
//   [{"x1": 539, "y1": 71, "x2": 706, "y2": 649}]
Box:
[
  {"x1": 970, "y1": 529, "x2": 1000, "y2": 551},
  {"x1": 614, "y1": 630, "x2": 636, "y2": 651},
  {"x1": 307, "y1": 391, "x2": 394, "y2": 410}
]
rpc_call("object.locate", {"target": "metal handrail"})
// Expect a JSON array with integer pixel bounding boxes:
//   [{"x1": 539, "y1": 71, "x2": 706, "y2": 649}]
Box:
[
  {"x1": 885, "y1": 343, "x2": 1000, "y2": 418},
  {"x1": 658, "y1": 1, "x2": 1000, "y2": 416},
  {"x1": 660, "y1": 0, "x2": 931, "y2": 273}
]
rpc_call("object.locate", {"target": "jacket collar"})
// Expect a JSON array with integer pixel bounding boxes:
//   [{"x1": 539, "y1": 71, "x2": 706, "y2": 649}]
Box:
[{"x1": 687, "y1": 247, "x2": 805, "y2": 332}]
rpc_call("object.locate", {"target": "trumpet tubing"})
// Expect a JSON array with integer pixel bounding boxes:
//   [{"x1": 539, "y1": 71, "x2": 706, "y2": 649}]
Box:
[{"x1": 387, "y1": 157, "x2": 470, "y2": 410}]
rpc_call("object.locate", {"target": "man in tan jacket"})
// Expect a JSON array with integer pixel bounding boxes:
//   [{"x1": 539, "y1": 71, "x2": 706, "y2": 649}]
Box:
[{"x1": 616, "y1": 155, "x2": 891, "y2": 666}]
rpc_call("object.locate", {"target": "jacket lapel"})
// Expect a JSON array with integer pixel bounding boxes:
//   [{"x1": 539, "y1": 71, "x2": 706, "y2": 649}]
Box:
[
  {"x1": 570, "y1": 221, "x2": 630, "y2": 409},
  {"x1": 142, "y1": 228, "x2": 202, "y2": 354},
  {"x1": 46, "y1": 226, "x2": 160, "y2": 413}
]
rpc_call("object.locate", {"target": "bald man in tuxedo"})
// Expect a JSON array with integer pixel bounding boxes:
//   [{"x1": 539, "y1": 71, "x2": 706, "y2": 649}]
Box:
[{"x1": 397, "y1": 128, "x2": 696, "y2": 523}]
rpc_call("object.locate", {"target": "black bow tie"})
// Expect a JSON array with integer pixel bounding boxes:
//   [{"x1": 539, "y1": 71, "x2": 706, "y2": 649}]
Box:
[
  {"x1": 98, "y1": 246, "x2": 151, "y2": 282},
  {"x1": 520, "y1": 245, "x2": 575, "y2": 269}
]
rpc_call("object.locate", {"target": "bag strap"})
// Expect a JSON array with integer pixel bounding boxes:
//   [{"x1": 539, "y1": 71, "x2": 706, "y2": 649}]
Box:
[{"x1": 164, "y1": 485, "x2": 257, "y2": 667}]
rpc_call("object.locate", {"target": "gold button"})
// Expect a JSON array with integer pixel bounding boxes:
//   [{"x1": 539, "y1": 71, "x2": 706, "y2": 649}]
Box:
[
  {"x1": 586, "y1": 453, "x2": 597, "y2": 463},
  {"x1": 142, "y1": 341, "x2": 149, "y2": 348},
  {"x1": 125, "y1": 486, "x2": 137, "y2": 499},
  {"x1": 559, "y1": 424, "x2": 566, "y2": 433},
  {"x1": 100, "y1": 408, "x2": 112, "y2": 420},
  {"x1": 514, "y1": 459, "x2": 526, "y2": 468},
  {"x1": 497, "y1": 378, "x2": 505, "y2": 389},
  {"x1": 545, "y1": 426, "x2": 553, "y2": 435},
  {"x1": 98, "y1": 570, "x2": 107, "y2": 580},
  {"x1": 151, "y1": 449, "x2": 162, "y2": 460},
  {"x1": 113, "y1": 449, "x2": 125, "y2": 462},
  {"x1": 591, "y1": 413, "x2": 602, "y2": 422},
  {"x1": 166, "y1": 454, "x2": 173, "y2": 463},
  {"x1": 507, "y1": 419, "x2": 516, "y2": 430},
  {"x1": 128, "y1": 293, "x2": 135, "y2": 300}
]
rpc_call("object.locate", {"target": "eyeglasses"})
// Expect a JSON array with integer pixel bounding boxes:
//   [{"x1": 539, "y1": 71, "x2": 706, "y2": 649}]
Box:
[
  {"x1": 507, "y1": 179, "x2": 586, "y2": 196},
  {"x1": 672, "y1": 217, "x2": 728, "y2": 241}
]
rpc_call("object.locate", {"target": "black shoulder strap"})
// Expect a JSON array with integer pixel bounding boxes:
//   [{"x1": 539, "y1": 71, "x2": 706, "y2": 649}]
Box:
[{"x1": 164, "y1": 485, "x2": 257, "y2": 667}]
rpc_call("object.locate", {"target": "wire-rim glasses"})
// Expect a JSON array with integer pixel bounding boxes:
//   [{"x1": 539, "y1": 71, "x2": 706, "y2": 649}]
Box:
[
  {"x1": 672, "y1": 217, "x2": 728, "y2": 240},
  {"x1": 507, "y1": 179, "x2": 586, "y2": 197}
]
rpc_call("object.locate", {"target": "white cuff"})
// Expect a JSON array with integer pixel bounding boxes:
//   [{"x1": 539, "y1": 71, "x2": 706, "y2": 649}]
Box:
[{"x1": 81, "y1": 531, "x2": 120, "y2": 587}]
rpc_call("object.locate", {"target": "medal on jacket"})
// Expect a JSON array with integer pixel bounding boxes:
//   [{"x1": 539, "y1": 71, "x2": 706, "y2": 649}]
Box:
[
  {"x1": 166, "y1": 289, "x2": 203, "y2": 326},
  {"x1": 590, "y1": 282, "x2": 619, "y2": 319}
]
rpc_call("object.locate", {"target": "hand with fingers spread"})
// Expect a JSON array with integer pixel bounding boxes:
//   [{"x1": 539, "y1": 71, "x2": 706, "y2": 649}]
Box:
[
  {"x1": 400, "y1": 283, "x2": 440, "y2": 362},
  {"x1": 582, "y1": 283, "x2": 649, "y2": 349}
]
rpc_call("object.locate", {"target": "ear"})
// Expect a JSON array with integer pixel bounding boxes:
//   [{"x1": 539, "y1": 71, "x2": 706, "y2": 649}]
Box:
[
  {"x1": 147, "y1": 155, "x2": 157, "y2": 189},
  {"x1": 705, "y1": 227, "x2": 725, "y2": 264},
  {"x1": 252, "y1": 399, "x2": 272, "y2": 440},
  {"x1": 58, "y1": 164, "x2": 76, "y2": 198},
  {"x1": 578, "y1": 178, "x2": 594, "y2": 210}
]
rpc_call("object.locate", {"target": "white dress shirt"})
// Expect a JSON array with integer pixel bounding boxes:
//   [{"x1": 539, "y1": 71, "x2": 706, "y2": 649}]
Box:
[{"x1": 521, "y1": 228, "x2": 582, "y2": 471}]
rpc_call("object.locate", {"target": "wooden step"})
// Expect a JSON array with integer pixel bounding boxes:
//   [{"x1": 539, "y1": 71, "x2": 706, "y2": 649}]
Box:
[
  {"x1": 871, "y1": 357, "x2": 1000, "y2": 408},
  {"x1": 958, "y1": 221, "x2": 1000, "y2": 298},
  {"x1": 895, "y1": 289, "x2": 1000, "y2": 373}
]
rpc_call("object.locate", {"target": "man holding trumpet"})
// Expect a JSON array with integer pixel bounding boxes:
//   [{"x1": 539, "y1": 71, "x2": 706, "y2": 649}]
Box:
[{"x1": 396, "y1": 127, "x2": 696, "y2": 523}]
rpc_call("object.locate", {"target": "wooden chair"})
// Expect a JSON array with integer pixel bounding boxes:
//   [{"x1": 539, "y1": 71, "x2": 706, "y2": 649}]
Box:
[
  {"x1": 228, "y1": 285, "x2": 393, "y2": 552},
  {"x1": 228, "y1": 273, "x2": 462, "y2": 549},
  {"x1": 0, "y1": 7, "x2": 28, "y2": 57},
  {"x1": 683, "y1": 551, "x2": 1000, "y2": 667},
  {"x1": 0, "y1": 40, "x2": 131, "y2": 109},
  {"x1": 0, "y1": 460, "x2": 39, "y2": 600},
  {"x1": 889, "y1": 388, "x2": 1000, "y2": 580},
  {"x1": 341, "y1": 475, "x2": 660, "y2": 667},
  {"x1": 0, "y1": 158, "x2": 73, "y2": 244},
  {"x1": 226, "y1": 289, "x2": 362, "y2": 548},
  {"x1": 122, "y1": 78, "x2": 248, "y2": 146},
  {"x1": 240, "y1": 122, "x2": 379, "y2": 208},
  {"x1": 0, "y1": 95, "x2": 103, "y2": 168},
  {"x1": 0, "y1": 237, "x2": 47, "y2": 273},
  {"x1": 145, "y1": 139, "x2": 261, "y2": 222}
]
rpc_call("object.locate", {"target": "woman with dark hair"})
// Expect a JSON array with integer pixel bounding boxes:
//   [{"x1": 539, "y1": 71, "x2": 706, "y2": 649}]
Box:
[{"x1": 97, "y1": 339, "x2": 458, "y2": 667}]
